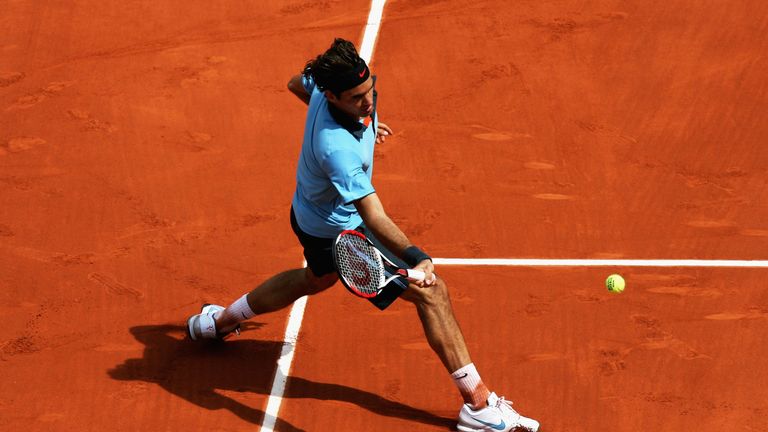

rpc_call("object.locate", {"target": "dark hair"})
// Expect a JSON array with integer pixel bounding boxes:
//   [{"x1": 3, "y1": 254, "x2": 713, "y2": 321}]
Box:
[{"x1": 303, "y1": 38, "x2": 364, "y2": 95}]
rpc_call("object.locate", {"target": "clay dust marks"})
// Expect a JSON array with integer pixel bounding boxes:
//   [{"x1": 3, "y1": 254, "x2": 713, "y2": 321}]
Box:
[
  {"x1": 67, "y1": 109, "x2": 116, "y2": 133},
  {"x1": 687, "y1": 221, "x2": 768, "y2": 239},
  {"x1": 705, "y1": 310, "x2": 768, "y2": 321},
  {"x1": 166, "y1": 56, "x2": 229, "y2": 89},
  {"x1": 686, "y1": 220, "x2": 735, "y2": 229},
  {"x1": 524, "y1": 352, "x2": 565, "y2": 362},
  {"x1": 526, "y1": 11, "x2": 628, "y2": 43},
  {"x1": 0, "y1": 71, "x2": 24, "y2": 87},
  {"x1": 88, "y1": 272, "x2": 144, "y2": 300},
  {"x1": 740, "y1": 228, "x2": 768, "y2": 237},
  {"x1": 524, "y1": 161, "x2": 556, "y2": 170},
  {"x1": 468, "y1": 124, "x2": 531, "y2": 142},
  {"x1": 5, "y1": 81, "x2": 75, "y2": 111},
  {"x1": 532, "y1": 193, "x2": 575, "y2": 200},
  {"x1": 646, "y1": 286, "x2": 722, "y2": 298},
  {"x1": 1, "y1": 137, "x2": 47, "y2": 156},
  {"x1": 0, "y1": 224, "x2": 14, "y2": 237}
]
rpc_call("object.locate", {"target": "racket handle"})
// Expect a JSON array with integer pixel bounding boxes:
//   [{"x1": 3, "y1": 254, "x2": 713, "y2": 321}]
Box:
[{"x1": 404, "y1": 269, "x2": 426, "y2": 281}]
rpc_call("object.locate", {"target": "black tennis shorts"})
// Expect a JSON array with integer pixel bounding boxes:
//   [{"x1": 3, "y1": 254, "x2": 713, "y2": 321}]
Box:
[{"x1": 289, "y1": 207, "x2": 406, "y2": 310}]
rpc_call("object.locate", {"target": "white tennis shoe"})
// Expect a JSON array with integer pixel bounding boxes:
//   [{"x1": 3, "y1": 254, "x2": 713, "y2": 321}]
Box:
[
  {"x1": 457, "y1": 392, "x2": 540, "y2": 432},
  {"x1": 186, "y1": 304, "x2": 240, "y2": 340}
]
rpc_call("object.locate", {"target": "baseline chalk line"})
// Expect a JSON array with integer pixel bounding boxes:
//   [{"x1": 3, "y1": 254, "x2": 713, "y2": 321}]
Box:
[{"x1": 432, "y1": 258, "x2": 768, "y2": 268}]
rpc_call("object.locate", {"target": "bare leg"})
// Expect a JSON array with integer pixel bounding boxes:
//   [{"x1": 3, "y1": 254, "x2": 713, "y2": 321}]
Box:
[
  {"x1": 400, "y1": 277, "x2": 472, "y2": 373},
  {"x1": 215, "y1": 268, "x2": 337, "y2": 330}
]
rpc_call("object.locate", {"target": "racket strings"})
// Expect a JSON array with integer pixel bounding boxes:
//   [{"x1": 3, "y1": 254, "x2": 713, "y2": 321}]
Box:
[{"x1": 335, "y1": 236, "x2": 383, "y2": 295}]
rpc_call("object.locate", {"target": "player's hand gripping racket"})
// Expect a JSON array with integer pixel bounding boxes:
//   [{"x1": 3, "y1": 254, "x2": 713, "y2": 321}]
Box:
[{"x1": 332, "y1": 230, "x2": 426, "y2": 298}]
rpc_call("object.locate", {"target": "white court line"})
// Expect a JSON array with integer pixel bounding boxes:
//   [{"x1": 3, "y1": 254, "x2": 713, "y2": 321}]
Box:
[
  {"x1": 259, "y1": 292, "x2": 307, "y2": 432},
  {"x1": 433, "y1": 258, "x2": 768, "y2": 268},
  {"x1": 359, "y1": 0, "x2": 387, "y2": 63},
  {"x1": 259, "y1": 2, "x2": 387, "y2": 431}
]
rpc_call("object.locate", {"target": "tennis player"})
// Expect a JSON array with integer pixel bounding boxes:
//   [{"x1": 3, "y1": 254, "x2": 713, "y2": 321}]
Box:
[{"x1": 186, "y1": 38, "x2": 539, "y2": 432}]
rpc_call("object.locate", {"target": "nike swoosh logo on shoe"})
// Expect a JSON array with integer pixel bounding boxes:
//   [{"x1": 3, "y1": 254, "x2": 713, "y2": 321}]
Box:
[{"x1": 474, "y1": 418, "x2": 506, "y2": 431}]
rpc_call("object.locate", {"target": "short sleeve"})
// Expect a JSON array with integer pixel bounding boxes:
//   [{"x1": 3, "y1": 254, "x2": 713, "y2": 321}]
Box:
[
  {"x1": 302, "y1": 74, "x2": 316, "y2": 94},
  {"x1": 321, "y1": 150, "x2": 375, "y2": 205}
]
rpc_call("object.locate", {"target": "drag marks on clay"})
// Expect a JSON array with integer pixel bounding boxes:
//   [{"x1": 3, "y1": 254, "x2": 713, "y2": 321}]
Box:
[
  {"x1": 526, "y1": 11, "x2": 628, "y2": 42},
  {"x1": 280, "y1": 0, "x2": 333, "y2": 15},
  {"x1": 0, "y1": 335, "x2": 41, "y2": 358},
  {"x1": 0, "y1": 71, "x2": 24, "y2": 87},
  {"x1": 89, "y1": 272, "x2": 144, "y2": 300},
  {"x1": 645, "y1": 286, "x2": 722, "y2": 298},
  {"x1": 686, "y1": 219, "x2": 736, "y2": 229},
  {"x1": 740, "y1": 228, "x2": 768, "y2": 237},
  {"x1": 633, "y1": 273, "x2": 722, "y2": 298},
  {"x1": 106, "y1": 382, "x2": 150, "y2": 402},
  {"x1": 584, "y1": 317, "x2": 709, "y2": 376},
  {"x1": 67, "y1": 109, "x2": 116, "y2": 133},
  {"x1": 390, "y1": 210, "x2": 440, "y2": 236},
  {"x1": 575, "y1": 120, "x2": 638, "y2": 146},
  {"x1": 524, "y1": 352, "x2": 565, "y2": 362},
  {"x1": 1, "y1": 136, "x2": 47, "y2": 155},
  {"x1": 469, "y1": 124, "x2": 532, "y2": 142},
  {"x1": 166, "y1": 56, "x2": 228, "y2": 89},
  {"x1": 400, "y1": 341, "x2": 431, "y2": 351},
  {"x1": 631, "y1": 314, "x2": 709, "y2": 360},
  {"x1": 704, "y1": 309, "x2": 768, "y2": 321},
  {"x1": 524, "y1": 161, "x2": 556, "y2": 170},
  {"x1": 0, "y1": 223, "x2": 14, "y2": 237},
  {"x1": 524, "y1": 295, "x2": 552, "y2": 317},
  {"x1": 5, "y1": 80, "x2": 74, "y2": 111},
  {"x1": 532, "y1": 193, "x2": 576, "y2": 201}
]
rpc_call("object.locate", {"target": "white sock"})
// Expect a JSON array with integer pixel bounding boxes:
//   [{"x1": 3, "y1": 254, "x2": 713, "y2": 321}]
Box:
[
  {"x1": 215, "y1": 294, "x2": 255, "y2": 325},
  {"x1": 451, "y1": 363, "x2": 490, "y2": 408}
]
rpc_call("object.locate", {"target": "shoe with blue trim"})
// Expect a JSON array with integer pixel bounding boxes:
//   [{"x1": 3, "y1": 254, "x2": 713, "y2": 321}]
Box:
[{"x1": 457, "y1": 392, "x2": 539, "y2": 432}]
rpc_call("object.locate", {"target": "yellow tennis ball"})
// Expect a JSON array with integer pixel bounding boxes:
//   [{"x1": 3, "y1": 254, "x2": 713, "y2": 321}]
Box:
[{"x1": 606, "y1": 274, "x2": 625, "y2": 293}]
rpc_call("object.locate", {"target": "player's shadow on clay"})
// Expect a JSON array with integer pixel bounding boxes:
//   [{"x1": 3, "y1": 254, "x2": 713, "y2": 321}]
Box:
[{"x1": 108, "y1": 324, "x2": 455, "y2": 431}]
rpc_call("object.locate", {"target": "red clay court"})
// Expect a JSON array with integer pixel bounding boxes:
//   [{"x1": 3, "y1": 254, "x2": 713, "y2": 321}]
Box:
[{"x1": 2, "y1": 1, "x2": 767, "y2": 431}]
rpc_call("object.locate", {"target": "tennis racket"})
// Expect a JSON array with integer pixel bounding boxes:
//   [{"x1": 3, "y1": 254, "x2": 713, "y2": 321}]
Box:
[{"x1": 332, "y1": 229, "x2": 427, "y2": 298}]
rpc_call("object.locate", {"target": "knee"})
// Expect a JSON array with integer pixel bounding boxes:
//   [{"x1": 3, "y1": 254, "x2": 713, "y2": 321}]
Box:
[
  {"x1": 402, "y1": 277, "x2": 451, "y2": 307},
  {"x1": 305, "y1": 269, "x2": 338, "y2": 295}
]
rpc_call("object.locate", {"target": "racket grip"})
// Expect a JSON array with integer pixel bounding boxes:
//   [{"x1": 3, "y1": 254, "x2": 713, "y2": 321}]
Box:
[{"x1": 405, "y1": 269, "x2": 426, "y2": 281}]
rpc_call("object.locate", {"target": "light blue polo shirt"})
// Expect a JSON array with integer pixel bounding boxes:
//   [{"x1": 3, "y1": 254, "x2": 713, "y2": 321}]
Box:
[{"x1": 291, "y1": 75, "x2": 378, "y2": 238}]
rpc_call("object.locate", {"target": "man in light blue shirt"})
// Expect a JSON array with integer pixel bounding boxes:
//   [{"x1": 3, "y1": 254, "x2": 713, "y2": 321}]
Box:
[
  {"x1": 291, "y1": 72, "x2": 377, "y2": 238},
  {"x1": 186, "y1": 38, "x2": 540, "y2": 432}
]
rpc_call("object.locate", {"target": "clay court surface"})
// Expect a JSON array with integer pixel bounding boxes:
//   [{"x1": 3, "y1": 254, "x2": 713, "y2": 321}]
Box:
[{"x1": 2, "y1": 0, "x2": 768, "y2": 430}]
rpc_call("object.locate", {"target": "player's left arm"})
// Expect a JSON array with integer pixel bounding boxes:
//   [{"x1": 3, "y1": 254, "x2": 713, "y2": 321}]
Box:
[
  {"x1": 287, "y1": 74, "x2": 311, "y2": 105},
  {"x1": 354, "y1": 193, "x2": 435, "y2": 286}
]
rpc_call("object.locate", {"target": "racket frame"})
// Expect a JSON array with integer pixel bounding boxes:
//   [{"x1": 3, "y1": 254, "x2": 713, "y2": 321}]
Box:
[{"x1": 332, "y1": 230, "x2": 425, "y2": 298}]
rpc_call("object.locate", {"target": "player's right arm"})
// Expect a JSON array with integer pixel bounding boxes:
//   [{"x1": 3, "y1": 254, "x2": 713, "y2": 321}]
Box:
[
  {"x1": 287, "y1": 74, "x2": 311, "y2": 105},
  {"x1": 354, "y1": 193, "x2": 436, "y2": 286}
]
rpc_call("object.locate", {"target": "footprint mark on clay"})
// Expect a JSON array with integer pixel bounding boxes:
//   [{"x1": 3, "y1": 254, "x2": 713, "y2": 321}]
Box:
[
  {"x1": 67, "y1": 109, "x2": 116, "y2": 133},
  {"x1": 6, "y1": 81, "x2": 74, "y2": 110},
  {"x1": 0, "y1": 71, "x2": 25, "y2": 87},
  {"x1": 2, "y1": 137, "x2": 47, "y2": 155},
  {"x1": 89, "y1": 273, "x2": 144, "y2": 300}
]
